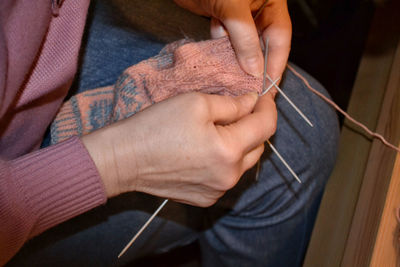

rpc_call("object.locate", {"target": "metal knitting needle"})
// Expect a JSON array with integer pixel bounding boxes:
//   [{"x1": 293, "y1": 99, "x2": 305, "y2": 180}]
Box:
[
  {"x1": 118, "y1": 199, "x2": 169, "y2": 258},
  {"x1": 260, "y1": 39, "x2": 281, "y2": 96},
  {"x1": 266, "y1": 75, "x2": 314, "y2": 127},
  {"x1": 255, "y1": 37, "x2": 271, "y2": 181},
  {"x1": 255, "y1": 36, "x2": 271, "y2": 181},
  {"x1": 260, "y1": 38, "x2": 279, "y2": 96},
  {"x1": 267, "y1": 140, "x2": 302, "y2": 183},
  {"x1": 262, "y1": 38, "x2": 269, "y2": 92},
  {"x1": 255, "y1": 38, "x2": 301, "y2": 183},
  {"x1": 256, "y1": 138, "x2": 302, "y2": 183},
  {"x1": 253, "y1": 0, "x2": 311, "y2": 128},
  {"x1": 253, "y1": 0, "x2": 269, "y2": 20},
  {"x1": 261, "y1": 77, "x2": 280, "y2": 96},
  {"x1": 252, "y1": 13, "x2": 313, "y2": 128}
]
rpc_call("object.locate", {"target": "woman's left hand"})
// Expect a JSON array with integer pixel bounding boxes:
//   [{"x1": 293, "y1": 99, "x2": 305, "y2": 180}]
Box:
[{"x1": 174, "y1": 0, "x2": 292, "y2": 81}]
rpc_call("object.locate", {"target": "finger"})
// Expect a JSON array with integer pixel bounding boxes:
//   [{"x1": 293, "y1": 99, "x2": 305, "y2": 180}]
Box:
[
  {"x1": 241, "y1": 143, "x2": 265, "y2": 172},
  {"x1": 173, "y1": 0, "x2": 207, "y2": 16},
  {"x1": 206, "y1": 92, "x2": 259, "y2": 125},
  {"x1": 256, "y1": 2, "x2": 292, "y2": 80},
  {"x1": 255, "y1": 90, "x2": 278, "y2": 110},
  {"x1": 262, "y1": 25, "x2": 291, "y2": 82},
  {"x1": 222, "y1": 92, "x2": 277, "y2": 153},
  {"x1": 219, "y1": 2, "x2": 264, "y2": 77},
  {"x1": 210, "y1": 18, "x2": 228, "y2": 39}
]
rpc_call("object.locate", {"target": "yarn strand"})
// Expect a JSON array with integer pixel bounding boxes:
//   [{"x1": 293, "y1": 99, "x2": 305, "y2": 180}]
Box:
[{"x1": 287, "y1": 64, "x2": 400, "y2": 153}]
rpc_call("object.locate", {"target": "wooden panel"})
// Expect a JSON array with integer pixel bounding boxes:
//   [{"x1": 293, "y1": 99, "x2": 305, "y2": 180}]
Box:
[
  {"x1": 303, "y1": 1, "x2": 400, "y2": 266},
  {"x1": 370, "y1": 151, "x2": 400, "y2": 266},
  {"x1": 342, "y1": 32, "x2": 400, "y2": 266}
]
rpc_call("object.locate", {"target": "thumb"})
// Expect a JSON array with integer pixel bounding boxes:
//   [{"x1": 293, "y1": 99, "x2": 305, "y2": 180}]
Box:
[
  {"x1": 206, "y1": 93, "x2": 258, "y2": 125},
  {"x1": 210, "y1": 18, "x2": 228, "y2": 39},
  {"x1": 256, "y1": 1, "x2": 292, "y2": 80},
  {"x1": 261, "y1": 22, "x2": 291, "y2": 81},
  {"x1": 219, "y1": 4, "x2": 264, "y2": 77}
]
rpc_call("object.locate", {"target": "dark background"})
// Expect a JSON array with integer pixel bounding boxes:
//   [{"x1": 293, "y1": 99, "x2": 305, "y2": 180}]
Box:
[{"x1": 289, "y1": 0, "x2": 374, "y2": 114}]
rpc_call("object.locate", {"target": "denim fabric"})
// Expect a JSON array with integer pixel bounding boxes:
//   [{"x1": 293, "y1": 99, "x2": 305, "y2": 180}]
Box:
[{"x1": 10, "y1": 0, "x2": 339, "y2": 266}]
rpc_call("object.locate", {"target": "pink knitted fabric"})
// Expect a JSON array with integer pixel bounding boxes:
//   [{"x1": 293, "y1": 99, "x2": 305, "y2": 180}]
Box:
[{"x1": 51, "y1": 37, "x2": 262, "y2": 144}]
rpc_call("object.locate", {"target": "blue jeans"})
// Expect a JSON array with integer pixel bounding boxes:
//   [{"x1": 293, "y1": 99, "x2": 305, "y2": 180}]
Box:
[{"x1": 9, "y1": 1, "x2": 339, "y2": 266}]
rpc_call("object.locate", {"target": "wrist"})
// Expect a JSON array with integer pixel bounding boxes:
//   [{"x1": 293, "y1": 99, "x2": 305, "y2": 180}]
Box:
[{"x1": 81, "y1": 124, "x2": 125, "y2": 198}]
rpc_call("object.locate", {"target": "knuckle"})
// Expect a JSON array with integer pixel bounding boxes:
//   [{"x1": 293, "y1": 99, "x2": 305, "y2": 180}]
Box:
[
  {"x1": 211, "y1": 0, "x2": 232, "y2": 19},
  {"x1": 259, "y1": 98, "x2": 277, "y2": 139},
  {"x1": 221, "y1": 178, "x2": 237, "y2": 191},
  {"x1": 215, "y1": 142, "x2": 242, "y2": 165},
  {"x1": 196, "y1": 197, "x2": 216, "y2": 208},
  {"x1": 197, "y1": 191, "x2": 225, "y2": 208},
  {"x1": 214, "y1": 170, "x2": 240, "y2": 191},
  {"x1": 267, "y1": 101, "x2": 278, "y2": 136},
  {"x1": 269, "y1": 119, "x2": 277, "y2": 136},
  {"x1": 227, "y1": 97, "x2": 241, "y2": 119},
  {"x1": 189, "y1": 93, "x2": 208, "y2": 116},
  {"x1": 205, "y1": 199, "x2": 218, "y2": 208}
]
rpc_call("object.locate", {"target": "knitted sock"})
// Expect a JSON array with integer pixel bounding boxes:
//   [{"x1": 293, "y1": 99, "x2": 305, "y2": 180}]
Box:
[{"x1": 50, "y1": 37, "x2": 262, "y2": 144}]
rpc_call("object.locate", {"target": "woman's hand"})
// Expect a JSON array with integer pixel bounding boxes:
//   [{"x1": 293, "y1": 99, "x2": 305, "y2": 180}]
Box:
[
  {"x1": 174, "y1": 0, "x2": 292, "y2": 81},
  {"x1": 82, "y1": 92, "x2": 277, "y2": 207}
]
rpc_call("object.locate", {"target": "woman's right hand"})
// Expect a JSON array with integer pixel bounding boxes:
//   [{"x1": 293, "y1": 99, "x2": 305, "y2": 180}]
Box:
[{"x1": 81, "y1": 92, "x2": 276, "y2": 207}]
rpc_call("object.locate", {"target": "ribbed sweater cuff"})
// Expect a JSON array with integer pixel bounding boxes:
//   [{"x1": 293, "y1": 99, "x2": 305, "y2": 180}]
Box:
[{"x1": 11, "y1": 136, "x2": 107, "y2": 237}]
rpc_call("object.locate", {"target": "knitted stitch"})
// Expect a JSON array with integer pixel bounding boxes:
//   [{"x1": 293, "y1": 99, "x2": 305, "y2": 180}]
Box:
[{"x1": 51, "y1": 37, "x2": 262, "y2": 144}]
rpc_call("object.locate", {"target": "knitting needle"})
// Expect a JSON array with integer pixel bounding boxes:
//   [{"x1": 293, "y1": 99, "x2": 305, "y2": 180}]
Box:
[
  {"x1": 255, "y1": 36, "x2": 271, "y2": 181},
  {"x1": 266, "y1": 75, "x2": 314, "y2": 127},
  {"x1": 256, "y1": 138, "x2": 302, "y2": 183},
  {"x1": 262, "y1": 37, "x2": 269, "y2": 93},
  {"x1": 253, "y1": 0, "x2": 269, "y2": 21},
  {"x1": 255, "y1": 38, "x2": 301, "y2": 183},
  {"x1": 255, "y1": 7, "x2": 314, "y2": 128},
  {"x1": 260, "y1": 38, "x2": 281, "y2": 96},
  {"x1": 118, "y1": 199, "x2": 169, "y2": 258},
  {"x1": 255, "y1": 37, "x2": 271, "y2": 181},
  {"x1": 260, "y1": 77, "x2": 280, "y2": 96},
  {"x1": 267, "y1": 140, "x2": 302, "y2": 183}
]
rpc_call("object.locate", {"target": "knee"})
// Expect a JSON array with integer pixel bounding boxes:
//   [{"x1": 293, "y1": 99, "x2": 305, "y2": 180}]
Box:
[
  {"x1": 290, "y1": 64, "x2": 340, "y2": 176},
  {"x1": 279, "y1": 64, "x2": 340, "y2": 180}
]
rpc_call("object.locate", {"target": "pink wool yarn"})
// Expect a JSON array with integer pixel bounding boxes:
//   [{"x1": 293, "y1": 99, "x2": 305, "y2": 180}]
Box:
[{"x1": 50, "y1": 37, "x2": 262, "y2": 144}]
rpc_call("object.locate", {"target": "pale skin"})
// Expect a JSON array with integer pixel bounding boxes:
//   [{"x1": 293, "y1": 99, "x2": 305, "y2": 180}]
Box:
[
  {"x1": 174, "y1": 0, "x2": 292, "y2": 79},
  {"x1": 81, "y1": 0, "x2": 291, "y2": 207}
]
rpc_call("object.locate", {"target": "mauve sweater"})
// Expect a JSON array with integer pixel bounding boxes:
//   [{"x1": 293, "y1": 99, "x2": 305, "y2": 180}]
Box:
[{"x1": 0, "y1": 0, "x2": 107, "y2": 264}]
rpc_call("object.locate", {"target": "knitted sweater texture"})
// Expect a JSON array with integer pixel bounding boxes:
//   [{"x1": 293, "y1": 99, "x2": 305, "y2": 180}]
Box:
[{"x1": 51, "y1": 37, "x2": 262, "y2": 143}]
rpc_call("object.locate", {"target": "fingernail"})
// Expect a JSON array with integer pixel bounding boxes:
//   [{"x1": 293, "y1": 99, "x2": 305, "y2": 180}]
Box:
[{"x1": 243, "y1": 56, "x2": 263, "y2": 78}]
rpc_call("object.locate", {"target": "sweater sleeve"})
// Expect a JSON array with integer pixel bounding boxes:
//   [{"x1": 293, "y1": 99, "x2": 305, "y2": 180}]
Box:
[{"x1": 0, "y1": 137, "x2": 107, "y2": 265}]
